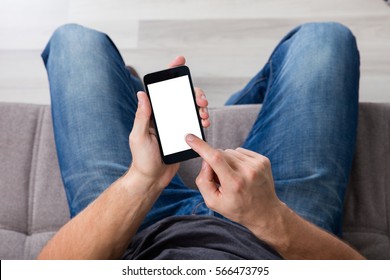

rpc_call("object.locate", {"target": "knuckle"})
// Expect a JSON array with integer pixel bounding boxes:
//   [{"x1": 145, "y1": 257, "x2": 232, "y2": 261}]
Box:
[
  {"x1": 262, "y1": 156, "x2": 271, "y2": 167},
  {"x1": 256, "y1": 156, "x2": 271, "y2": 171},
  {"x1": 210, "y1": 150, "x2": 224, "y2": 164},
  {"x1": 196, "y1": 173, "x2": 211, "y2": 188},
  {"x1": 264, "y1": 158, "x2": 272, "y2": 171},
  {"x1": 195, "y1": 175, "x2": 204, "y2": 186},
  {"x1": 246, "y1": 168, "x2": 258, "y2": 181}
]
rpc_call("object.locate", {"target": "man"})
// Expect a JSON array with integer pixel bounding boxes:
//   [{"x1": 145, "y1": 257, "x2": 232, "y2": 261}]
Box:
[{"x1": 38, "y1": 22, "x2": 364, "y2": 259}]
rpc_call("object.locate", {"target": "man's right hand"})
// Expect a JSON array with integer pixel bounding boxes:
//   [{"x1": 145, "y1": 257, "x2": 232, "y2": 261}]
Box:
[
  {"x1": 185, "y1": 134, "x2": 284, "y2": 233},
  {"x1": 185, "y1": 134, "x2": 365, "y2": 260}
]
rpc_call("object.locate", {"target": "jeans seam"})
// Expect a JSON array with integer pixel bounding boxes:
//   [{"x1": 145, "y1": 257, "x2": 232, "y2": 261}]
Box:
[
  {"x1": 233, "y1": 76, "x2": 267, "y2": 104},
  {"x1": 192, "y1": 201, "x2": 205, "y2": 215},
  {"x1": 265, "y1": 58, "x2": 274, "y2": 96}
]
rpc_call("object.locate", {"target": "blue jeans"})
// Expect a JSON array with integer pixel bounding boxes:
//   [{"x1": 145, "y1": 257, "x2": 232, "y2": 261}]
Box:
[{"x1": 42, "y1": 22, "x2": 359, "y2": 236}]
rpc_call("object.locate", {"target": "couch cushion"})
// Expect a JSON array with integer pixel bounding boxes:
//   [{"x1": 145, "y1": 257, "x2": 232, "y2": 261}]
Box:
[
  {"x1": 1, "y1": 103, "x2": 390, "y2": 259},
  {"x1": 0, "y1": 103, "x2": 69, "y2": 259},
  {"x1": 343, "y1": 103, "x2": 390, "y2": 259}
]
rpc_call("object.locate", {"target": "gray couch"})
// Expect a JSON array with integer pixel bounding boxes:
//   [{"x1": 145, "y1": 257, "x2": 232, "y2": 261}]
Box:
[{"x1": 0, "y1": 102, "x2": 389, "y2": 259}]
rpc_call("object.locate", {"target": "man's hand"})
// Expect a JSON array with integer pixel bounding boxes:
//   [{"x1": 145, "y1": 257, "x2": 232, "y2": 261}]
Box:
[
  {"x1": 186, "y1": 134, "x2": 365, "y2": 260},
  {"x1": 128, "y1": 91, "x2": 179, "y2": 190},
  {"x1": 37, "y1": 57, "x2": 210, "y2": 260},
  {"x1": 128, "y1": 56, "x2": 210, "y2": 191},
  {"x1": 185, "y1": 134, "x2": 282, "y2": 230}
]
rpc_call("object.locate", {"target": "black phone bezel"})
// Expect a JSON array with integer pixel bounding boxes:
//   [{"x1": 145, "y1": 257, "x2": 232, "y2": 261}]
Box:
[{"x1": 143, "y1": 65, "x2": 206, "y2": 164}]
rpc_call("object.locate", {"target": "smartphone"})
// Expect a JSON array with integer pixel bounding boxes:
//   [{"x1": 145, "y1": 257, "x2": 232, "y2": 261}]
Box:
[{"x1": 143, "y1": 65, "x2": 206, "y2": 164}]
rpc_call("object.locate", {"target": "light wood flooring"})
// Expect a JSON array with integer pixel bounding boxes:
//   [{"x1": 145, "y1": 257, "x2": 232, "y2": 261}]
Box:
[{"x1": 0, "y1": 0, "x2": 389, "y2": 106}]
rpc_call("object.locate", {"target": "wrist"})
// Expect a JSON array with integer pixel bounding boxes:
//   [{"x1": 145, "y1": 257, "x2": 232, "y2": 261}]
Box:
[
  {"x1": 122, "y1": 167, "x2": 164, "y2": 196},
  {"x1": 247, "y1": 202, "x2": 292, "y2": 252}
]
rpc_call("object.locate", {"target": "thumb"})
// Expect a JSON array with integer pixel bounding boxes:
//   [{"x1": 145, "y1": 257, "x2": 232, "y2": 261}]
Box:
[
  {"x1": 196, "y1": 160, "x2": 219, "y2": 208},
  {"x1": 132, "y1": 91, "x2": 152, "y2": 137}
]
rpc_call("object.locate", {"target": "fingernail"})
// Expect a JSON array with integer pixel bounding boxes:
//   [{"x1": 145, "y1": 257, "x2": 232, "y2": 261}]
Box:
[
  {"x1": 185, "y1": 134, "x2": 195, "y2": 142},
  {"x1": 201, "y1": 94, "x2": 207, "y2": 100}
]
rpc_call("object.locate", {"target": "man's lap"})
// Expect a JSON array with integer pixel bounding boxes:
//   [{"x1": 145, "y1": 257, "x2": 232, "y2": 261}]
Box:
[{"x1": 44, "y1": 22, "x2": 359, "y2": 236}]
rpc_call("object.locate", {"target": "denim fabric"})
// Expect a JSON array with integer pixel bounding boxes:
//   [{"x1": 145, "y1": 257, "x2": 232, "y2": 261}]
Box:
[
  {"x1": 226, "y1": 23, "x2": 360, "y2": 235},
  {"x1": 42, "y1": 22, "x2": 359, "y2": 235}
]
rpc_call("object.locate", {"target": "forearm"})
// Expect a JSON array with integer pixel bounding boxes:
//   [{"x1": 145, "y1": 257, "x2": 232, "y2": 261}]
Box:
[
  {"x1": 248, "y1": 204, "x2": 365, "y2": 260},
  {"x1": 37, "y1": 170, "x2": 161, "y2": 260}
]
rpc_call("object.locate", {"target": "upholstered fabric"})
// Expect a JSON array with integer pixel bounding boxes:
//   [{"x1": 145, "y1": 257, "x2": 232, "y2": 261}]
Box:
[
  {"x1": 0, "y1": 104, "x2": 69, "y2": 259},
  {"x1": 0, "y1": 103, "x2": 389, "y2": 259},
  {"x1": 343, "y1": 103, "x2": 390, "y2": 259}
]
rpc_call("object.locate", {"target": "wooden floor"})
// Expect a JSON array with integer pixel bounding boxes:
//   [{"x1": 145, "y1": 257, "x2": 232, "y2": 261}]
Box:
[{"x1": 0, "y1": 0, "x2": 389, "y2": 106}]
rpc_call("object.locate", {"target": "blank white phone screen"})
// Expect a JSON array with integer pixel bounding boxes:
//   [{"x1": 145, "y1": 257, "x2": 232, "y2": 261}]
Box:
[{"x1": 147, "y1": 75, "x2": 202, "y2": 156}]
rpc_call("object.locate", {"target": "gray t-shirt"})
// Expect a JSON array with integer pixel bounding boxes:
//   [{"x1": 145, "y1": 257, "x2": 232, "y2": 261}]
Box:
[{"x1": 123, "y1": 215, "x2": 282, "y2": 260}]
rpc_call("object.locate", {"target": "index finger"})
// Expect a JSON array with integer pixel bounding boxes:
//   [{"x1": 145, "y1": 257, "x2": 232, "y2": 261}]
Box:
[{"x1": 185, "y1": 134, "x2": 232, "y2": 175}]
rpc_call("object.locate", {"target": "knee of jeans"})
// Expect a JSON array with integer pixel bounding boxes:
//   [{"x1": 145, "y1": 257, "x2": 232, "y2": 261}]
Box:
[
  {"x1": 300, "y1": 22, "x2": 357, "y2": 48},
  {"x1": 46, "y1": 24, "x2": 108, "y2": 60},
  {"x1": 297, "y1": 22, "x2": 359, "y2": 66},
  {"x1": 287, "y1": 22, "x2": 360, "y2": 99}
]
